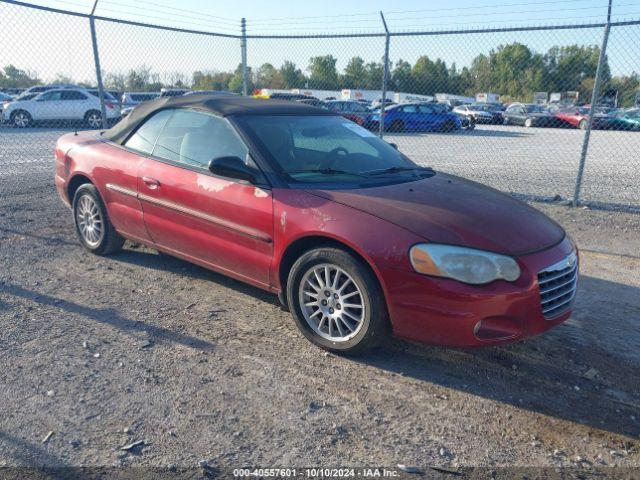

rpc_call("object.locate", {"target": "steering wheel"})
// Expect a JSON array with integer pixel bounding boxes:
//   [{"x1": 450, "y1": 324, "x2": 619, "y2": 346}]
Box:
[{"x1": 319, "y1": 147, "x2": 349, "y2": 169}]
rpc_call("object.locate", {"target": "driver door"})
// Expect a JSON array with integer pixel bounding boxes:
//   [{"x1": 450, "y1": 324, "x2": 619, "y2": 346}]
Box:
[
  {"x1": 131, "y1": 109, "x2": 274, "y2": 287},
  {"x1": 34, "y1": 90, "x2": 65, "y2": 120}
]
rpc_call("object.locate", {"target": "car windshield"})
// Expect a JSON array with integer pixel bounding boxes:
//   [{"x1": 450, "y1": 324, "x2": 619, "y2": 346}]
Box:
[{"x1": 241, "y1": 115, "x2": 429, "y2": 185}]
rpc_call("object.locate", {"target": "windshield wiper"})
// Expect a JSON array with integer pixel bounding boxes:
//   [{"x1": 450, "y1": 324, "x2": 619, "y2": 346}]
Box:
[
  {"x1": 365, "y1": 166, "x2": 433, "y2": 176},
  {"x1": 283, "y1": 168, "x2": 369, "y2": 178}
]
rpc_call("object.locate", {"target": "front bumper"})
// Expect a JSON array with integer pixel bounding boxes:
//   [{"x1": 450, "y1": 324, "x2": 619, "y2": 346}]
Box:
[{"x1": 381, "y1": 236, "x2": 576, "y2": 347}]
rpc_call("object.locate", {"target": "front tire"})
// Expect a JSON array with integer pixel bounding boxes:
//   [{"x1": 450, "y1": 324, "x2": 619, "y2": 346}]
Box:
[
  {"x1": 286, "y1": 247, "x2": 389, "y2": 354},
  {"x1": 579, "y1": 119, "x2": 588, "y2": 130},
  {"x1": 11, "y1": 110, "x2": 32, "y2": 128},
  {"x1": 73, "y1": 184, "x2": 124, "y2": 255},
  {"x1": 442, "y1": 120, "x2": 457, "y2": 132},
  {"x1": 524, "y1": 117, "x2": 533, "y2": 127},
  {"x1": 388, "y1": 119, "x2": 404, "y2": 132}
]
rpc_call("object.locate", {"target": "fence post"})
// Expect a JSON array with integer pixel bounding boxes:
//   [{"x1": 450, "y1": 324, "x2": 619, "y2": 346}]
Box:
[
  {"x1": 241, "y1": 17, "x2": 248, "y2": 96},
  {"x1": 573, "y1": 0, "x2": 612, "y2": 206},
  {"x1": 89, "y1": 0, "x2": 108, "y2": 129},
  {"x1": 379, "y1": 12, "x2": 390, "y2": 138}
]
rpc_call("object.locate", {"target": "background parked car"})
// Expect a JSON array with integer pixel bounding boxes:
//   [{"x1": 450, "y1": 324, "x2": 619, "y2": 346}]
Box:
[
  {"x1": 556, "y1": 107, "x2": 640, "y2": 130},
  {"x1": 2, "y1": 88, "x2": 120, "y2": 128},
  {"x1": 184, "y1": 90, "x2": 238, "y2": 96},
  {"x1": 296, "y1": 98, "x2": 326, "y2": 108},
  {"x1": 613, "y1": 108, "x2": 640, "y2": 131},
  {"x1": 466, "y1": 103, "x2": 505, "y2": 124},
  {"x1": 160, "y1": 88, "x2": 190, "y2": 97},
  {"x1": 121, "y1": 91, "x2": 161, "y2": 109},
  {"x1": 373, "y1": 102, "x2": 461, "y2": 132},
  {"x1": 503, "y1": 103, "x2": 560, "y2": 127},
  {"x1": 324, "y1": 100, "x2": 375, "y2": 128},
  {"x1": 453, "y1": 104, "x2": 495, "y2": 124},
  {"x1": 0, "y1": 92, "x2": 12, "y2": 117},
  {"x1": 19, "y1": 83, "x2": 78, "y2": 97}
]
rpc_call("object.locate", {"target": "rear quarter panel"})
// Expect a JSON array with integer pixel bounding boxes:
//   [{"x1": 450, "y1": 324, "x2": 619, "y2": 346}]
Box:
[{"x1": 56, "y1": 133, "x2": 150, "y2": 242}]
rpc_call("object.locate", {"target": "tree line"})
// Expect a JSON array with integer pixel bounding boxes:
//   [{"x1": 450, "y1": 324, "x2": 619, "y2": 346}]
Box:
[{"x1": 1, "y1": 42, "x2": 639, "y2": 106}]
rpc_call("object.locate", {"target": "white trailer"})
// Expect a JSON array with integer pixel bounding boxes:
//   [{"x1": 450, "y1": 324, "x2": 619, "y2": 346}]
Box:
[
  {"x1": 291, "y1": 88, "x2": 342, "y2": 100},
  {"x1": 393, "y1": 92, "x2": 433, "y2": 103},
  {"x1": 435, "y1": 93, "x2": 474, "y2": 107},
  {"x1": 476, "y1": 92, "x2": 501, "y2": 103}
]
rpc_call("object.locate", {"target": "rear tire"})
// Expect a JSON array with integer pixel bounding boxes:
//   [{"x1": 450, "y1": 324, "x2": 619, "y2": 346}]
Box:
[
  {"x1": 11, "y1": 110, "x2": 32, "y2": 128},
  {"x1": 388, "y1": 119, "x2": 404, "y2": 132},
  {"x1": 85, "y1": 110, "x2": 103, "y2": 129},
  {"x1": 286, "y1": 247, "x2": 389, "y2": 354},
  {"x1": 524, "y1": 117, "x2": 533, "y2": 127},
  {"x1": 73, "y1": 183, "x2": 124, "y2": 255}
]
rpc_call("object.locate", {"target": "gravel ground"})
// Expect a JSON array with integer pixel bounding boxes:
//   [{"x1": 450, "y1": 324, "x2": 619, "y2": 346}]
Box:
[
  {"x1": 0, "y1": 176, "x2": 639, "y2": 477},
  {"x1": 1, "y1": 125, "x2": 640, "y2": 209}
]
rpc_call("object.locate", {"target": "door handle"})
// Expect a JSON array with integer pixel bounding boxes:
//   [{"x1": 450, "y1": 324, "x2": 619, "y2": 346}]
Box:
[{"x1": 142, "y1": 177, "x2": 160, "y2": 189}]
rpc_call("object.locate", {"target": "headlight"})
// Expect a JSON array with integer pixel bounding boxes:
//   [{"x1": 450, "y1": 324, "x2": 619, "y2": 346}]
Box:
[{"x1": 409, "y1": 244, "x2": 521, "y2": 285}]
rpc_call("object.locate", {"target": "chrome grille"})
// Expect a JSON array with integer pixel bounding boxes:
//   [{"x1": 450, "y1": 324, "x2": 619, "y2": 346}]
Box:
[{"x1": 537, "y1": 251, "x2": 578, "y2": 319}]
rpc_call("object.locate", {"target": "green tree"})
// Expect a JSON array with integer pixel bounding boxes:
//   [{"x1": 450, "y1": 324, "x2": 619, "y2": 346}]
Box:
[
  {"x1": 342, "y1": 56, "x2": 367, "y2": 88},
  {"x1": 411, "y1": 56, "x2": 449, "y2": 95},
  {"x1": 0, "y1": 64, "x2": 40, "y2": 89},
  {"x1": 279, "y1": 61, "x2": 305, "y2": 89},
  {"x1": 391, "y1": 59, "x2": 413, "y2": 92},
  {"x1": 228, "y1": 64, "x2": 253, "y2": 93},
  {"x1": 363, "y1": 61, "x2": 384, "y2": 90},
  {"x1": 609, "y1": 73, "x2": 640, "y2": 107},
  {"x1": 308, "y1": 55, "x2": 339, "y2": 90},
  {"x1": 192, "y1": 70, "x2": 234, "y2": 91},
  {"x1": 545, "y1": 45, "x2": 608, "y2": 95},
  {"x1": 255, "y1": 63, "x2": 284, "y2": 89}
]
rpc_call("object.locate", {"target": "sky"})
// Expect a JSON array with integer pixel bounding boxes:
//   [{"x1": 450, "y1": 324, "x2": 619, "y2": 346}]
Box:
[{"x1": 1, "y1": 0, "x2": 639, "y2": 84}]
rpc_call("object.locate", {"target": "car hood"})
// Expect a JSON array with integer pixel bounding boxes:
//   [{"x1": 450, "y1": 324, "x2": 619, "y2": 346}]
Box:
[{"x1": 308, "y1": 173, "x2": 565, "y2": 256}]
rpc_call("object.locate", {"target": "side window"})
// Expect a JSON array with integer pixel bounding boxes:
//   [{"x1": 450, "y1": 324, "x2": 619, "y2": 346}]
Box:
[
  {"x1": 62, "y1": 91, "x2": 87, "y2": 101},
  {"x1": 418, "y1": 105, "x2": 434, "y2": 114},
  {"x1": 124, "y1": 109, "x2": 173, "y2": 155},
  {"x1": 403, "y1": 105, "x2": 418, "y2": 113},
  {"x1": 153, "y1": 110, "x2": 249, "y2": 170},
  {"x1": 39, "y1": 91, "x2": 63, "y2": 101}
]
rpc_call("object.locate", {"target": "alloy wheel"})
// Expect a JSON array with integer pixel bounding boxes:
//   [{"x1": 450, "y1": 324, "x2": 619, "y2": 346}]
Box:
[
  {"x1": 298, "y1": 263, "x2": 365, "y2": 342},
  {"x1": 76, "y1": 194, "x2": 104, "y2": 247},
  {"x1": 87, "y1": 112, "x2": 102, "y2": 128},
  {"x1": 14, "y1": 112, "x2": 29, "y2": 127}
]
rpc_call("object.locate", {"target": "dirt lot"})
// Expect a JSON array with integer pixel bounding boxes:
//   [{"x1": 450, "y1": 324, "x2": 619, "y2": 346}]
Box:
[{"x1": 1, "y1": 185, "x2": 639, "y2": 477}]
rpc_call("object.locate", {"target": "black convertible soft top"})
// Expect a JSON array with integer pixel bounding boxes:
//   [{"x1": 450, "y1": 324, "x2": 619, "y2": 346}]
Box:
[{"x1": 103, "y1": 94, "x2": 337, "y2": 145}]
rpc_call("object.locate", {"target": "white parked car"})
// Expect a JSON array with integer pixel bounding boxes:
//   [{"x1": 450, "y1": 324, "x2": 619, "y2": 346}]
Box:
[
  {"x1": 121, "y1": 91, "x2": 160, "y2": 108},
  {"x1": 2, "y1": 88, "x2": 120, "y2": 128}
]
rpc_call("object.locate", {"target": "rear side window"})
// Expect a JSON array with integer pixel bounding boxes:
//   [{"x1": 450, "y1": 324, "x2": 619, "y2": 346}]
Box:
[
  {"x1": 152, "y1": 110, "x2": 249, "y2": 170},
  {"x1": 124, "y1": 109, "x2": 173, "y2": 154},
  {"x1": 62, "y1": 91, "x2": 87, "y2": 100},
  {"x1": 402, "y1": 105, "x2": 418, "y2": 113}
]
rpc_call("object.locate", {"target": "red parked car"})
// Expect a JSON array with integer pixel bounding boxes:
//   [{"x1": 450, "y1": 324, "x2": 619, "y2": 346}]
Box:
[{"x1": 55, "y1": 95, "x2": 578, "y2": 354}]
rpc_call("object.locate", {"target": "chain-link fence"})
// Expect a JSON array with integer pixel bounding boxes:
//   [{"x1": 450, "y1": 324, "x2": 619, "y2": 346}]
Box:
[{"x1": 1, "y1": 0, "x2": 639, "y2": 209}]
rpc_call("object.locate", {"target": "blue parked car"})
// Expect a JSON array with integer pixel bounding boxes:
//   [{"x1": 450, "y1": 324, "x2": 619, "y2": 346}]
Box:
[{"x1": 371, "y1": 102, "x2": 462, "y2": 132}]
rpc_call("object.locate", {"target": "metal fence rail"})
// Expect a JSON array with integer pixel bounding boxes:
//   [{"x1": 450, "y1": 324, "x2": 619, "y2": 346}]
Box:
[{"x1": 1, "y1": 0, "x2": 639, "y2": 209}]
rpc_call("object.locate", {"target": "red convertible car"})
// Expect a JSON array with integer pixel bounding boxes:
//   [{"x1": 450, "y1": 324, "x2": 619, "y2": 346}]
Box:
[{"x1": 55, "y1": 95, "x2": 578, "y2": 353}]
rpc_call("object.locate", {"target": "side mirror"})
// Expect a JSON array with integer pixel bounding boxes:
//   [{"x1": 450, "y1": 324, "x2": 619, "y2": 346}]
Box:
[
  {"x1": 389, "y1": 143, "x2": 398, "y2": 150},
  {"x1": 208, "y1": 156, "x2": 255, "y2": 183}
]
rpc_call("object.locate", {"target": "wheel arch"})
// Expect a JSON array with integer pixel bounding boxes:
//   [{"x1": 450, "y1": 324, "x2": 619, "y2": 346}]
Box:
[
  {"x1": 67, "y1": 173, "x2": 94, "y2": 204},
  {"x1": 277, "y1": 234, "x2": 389, "y2": 309}
]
